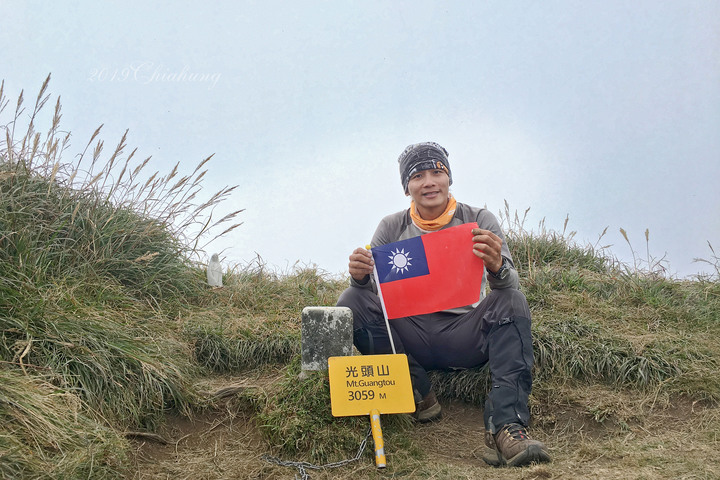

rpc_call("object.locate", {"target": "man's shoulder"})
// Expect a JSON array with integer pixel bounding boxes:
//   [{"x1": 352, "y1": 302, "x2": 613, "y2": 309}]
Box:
[
  {"x1": 376, "y1": 209, "x2": 411, "y2": 234},
  {"x1": 372, "y1": 209, "x2": 411, "y2": 246},
  {"x1": 455, "y1": 202, "x2": 486, "y2": 219},
  {"x1": 455, "y1": 202, "x2": 502, "y2": 228},
  {"x1": 379, "y1": 209, "x2": 410, "y2": 224}
]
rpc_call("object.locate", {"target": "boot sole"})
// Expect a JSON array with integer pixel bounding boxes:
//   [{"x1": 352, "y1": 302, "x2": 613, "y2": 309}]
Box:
[
  {"x1": 413, "y1": 402, "x2": 442, "y2": 423},
  {"x1": 483, "y1": 444, "x2": 551, "y2": 467}
]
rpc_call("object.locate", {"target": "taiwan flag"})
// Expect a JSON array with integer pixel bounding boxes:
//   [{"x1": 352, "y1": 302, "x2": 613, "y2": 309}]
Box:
[{"x1": 371, "y1": 222, "x2": 485, "y2": 319}]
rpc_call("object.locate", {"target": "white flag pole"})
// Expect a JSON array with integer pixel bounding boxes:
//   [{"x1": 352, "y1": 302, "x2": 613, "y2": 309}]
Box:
[{"x1": 367, "y1": 245, "x2": 397, "y2": 355}]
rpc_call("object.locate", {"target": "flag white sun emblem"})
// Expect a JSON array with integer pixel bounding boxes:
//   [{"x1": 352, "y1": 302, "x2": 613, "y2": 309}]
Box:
[{"x1": 388, "y1": 248, "x2": 412, "y2": 274}]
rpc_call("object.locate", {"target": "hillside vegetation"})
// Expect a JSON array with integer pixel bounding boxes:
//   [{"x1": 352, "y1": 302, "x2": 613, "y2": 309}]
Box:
[{"x1": 1, "y1": 78, "x2": 719, "y2": 479}]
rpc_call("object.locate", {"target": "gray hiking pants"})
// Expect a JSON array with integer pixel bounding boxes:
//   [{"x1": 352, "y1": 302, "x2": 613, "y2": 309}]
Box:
[{"x1": 336, "y1": 286, "x2": 534, "y2": 432}]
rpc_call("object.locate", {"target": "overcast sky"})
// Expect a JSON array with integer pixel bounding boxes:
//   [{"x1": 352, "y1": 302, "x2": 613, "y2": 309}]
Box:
[{"x1": 2, "y1": 1, "x2": 719, "y2": 278}]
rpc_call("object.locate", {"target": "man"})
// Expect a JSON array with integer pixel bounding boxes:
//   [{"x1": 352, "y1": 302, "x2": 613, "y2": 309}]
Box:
[{"x1": 336, "y1": 142, "x2": 551, "y2": 467}]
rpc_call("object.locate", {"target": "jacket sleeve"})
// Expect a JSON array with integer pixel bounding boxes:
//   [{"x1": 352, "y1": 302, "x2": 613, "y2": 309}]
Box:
[
  {"x1": 348, "y1": 211, "x2": 407, "y2": 292},
  {"x1": 475, "y1": 209, "x2": 520, "y2": 290},
  {"x1": 349, "y1": 274, "x2": 375, "y2": 291}
]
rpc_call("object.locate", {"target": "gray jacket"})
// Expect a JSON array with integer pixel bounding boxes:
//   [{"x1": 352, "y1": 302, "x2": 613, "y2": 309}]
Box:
[{"x1": 351, "y1": 202, "x2": 519, "y2": 313}]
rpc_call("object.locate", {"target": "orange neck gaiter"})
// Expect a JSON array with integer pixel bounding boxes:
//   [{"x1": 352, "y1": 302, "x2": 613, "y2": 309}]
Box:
[{"x1": 410, "y1": 195, "x2": 457, "y2": 232}]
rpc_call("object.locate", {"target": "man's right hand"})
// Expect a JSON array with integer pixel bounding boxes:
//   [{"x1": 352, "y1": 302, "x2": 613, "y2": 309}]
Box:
[{"x1": 348, "y1": 247, "x2": 374, "y2": 282}]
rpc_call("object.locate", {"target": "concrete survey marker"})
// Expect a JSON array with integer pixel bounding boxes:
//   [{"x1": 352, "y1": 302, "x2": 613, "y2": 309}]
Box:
[{"x1": 300, "y1": 306, "x2": 353, "y2": 377}]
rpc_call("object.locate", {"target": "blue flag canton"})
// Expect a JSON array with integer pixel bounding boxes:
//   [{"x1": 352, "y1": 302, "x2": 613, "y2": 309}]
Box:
[{"x1": 372, "y1": 236, "x2": 430, "y2": 284}]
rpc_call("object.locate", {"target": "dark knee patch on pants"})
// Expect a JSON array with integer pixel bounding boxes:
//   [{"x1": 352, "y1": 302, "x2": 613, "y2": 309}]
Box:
[{"x1": 353, "y1": 328, "x2": 374, "y2": 355}]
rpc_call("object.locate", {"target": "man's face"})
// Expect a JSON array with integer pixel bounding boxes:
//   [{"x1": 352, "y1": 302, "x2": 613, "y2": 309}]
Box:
[{"x1": 407, "y1": 168, "x2": 450, "y2": 216}]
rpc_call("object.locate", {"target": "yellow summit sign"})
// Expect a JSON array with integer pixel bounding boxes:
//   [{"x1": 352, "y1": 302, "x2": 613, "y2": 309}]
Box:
[{"x1": 328, "y1": 354, "x2": 415, "y2": 417}]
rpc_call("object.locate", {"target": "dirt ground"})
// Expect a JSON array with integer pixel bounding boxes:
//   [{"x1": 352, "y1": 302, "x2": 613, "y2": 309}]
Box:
[{"x1": 129, "y1": 378, "x2": 720, "y2": 480}]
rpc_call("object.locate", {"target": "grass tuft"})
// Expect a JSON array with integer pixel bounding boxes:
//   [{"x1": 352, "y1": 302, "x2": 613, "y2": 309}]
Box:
[
  {"x1": 193, "y1": 328, "x2": 299, "y2": 372},
  {"x1": 251, "y1": 358, "x2": 414, "y2": 464},
  {"x1": 0, "y1": 368, "x2": 128, "y2": 479}
]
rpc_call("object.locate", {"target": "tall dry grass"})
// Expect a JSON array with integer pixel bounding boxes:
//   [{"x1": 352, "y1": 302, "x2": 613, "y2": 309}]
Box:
[
  {"x1": 0, "y1": 368, "x2": 128, "y2": 479},
  {"x1": 0, "y1": 75, "x2": 243, "y2": 476}
]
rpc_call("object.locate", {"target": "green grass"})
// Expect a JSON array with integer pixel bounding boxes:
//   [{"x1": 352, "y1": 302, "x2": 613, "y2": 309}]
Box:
[
  {"x1": 0, "y1": 368, "x2": 128, "y2": 479},
  {"x1": 244, "y1": 358, "x2": 415, "y2": 464},
  {"x1": 1, "y1": 77, "x2": 719, "y2": 478}
]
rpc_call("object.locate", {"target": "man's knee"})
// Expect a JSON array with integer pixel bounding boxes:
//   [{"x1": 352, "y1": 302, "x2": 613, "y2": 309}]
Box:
[
  {"x1": 336, "y1": 286, "x2": 357, "y2": 308},
  {"x1": 336, "y1": 286, "x2": 384, "y2": 331},
  {"x1": 337, "y1": 288, "x2": 393, "y2": 356},
  {"x1": 486, "y1": 288, "x2": 531, "y2": 319},
  {"x1": 337, "y1": 286, "x2": 373, "y2": 309}
]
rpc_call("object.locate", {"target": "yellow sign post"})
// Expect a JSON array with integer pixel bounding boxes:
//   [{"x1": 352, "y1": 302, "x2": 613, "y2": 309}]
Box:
[
  {"x1": 328, "y1": 354, "x2": 415, "y2": 468},
  {"x1": 369, "y1": 409, "x2": 385, "y2": 467}
]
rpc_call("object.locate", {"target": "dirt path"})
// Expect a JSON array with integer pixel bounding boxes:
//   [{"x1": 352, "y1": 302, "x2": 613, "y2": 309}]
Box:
[{"x1": 129, "y1": 378, "x2": 720, "y2": 480}]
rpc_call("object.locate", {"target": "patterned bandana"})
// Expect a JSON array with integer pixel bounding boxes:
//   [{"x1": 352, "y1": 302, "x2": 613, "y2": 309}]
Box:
[
  {"x1": 410, "y1": 194, "x2": 457, "y2": 232},
  {"x1": 397, "y1": 142, "x2": 453, "y2": 194}
]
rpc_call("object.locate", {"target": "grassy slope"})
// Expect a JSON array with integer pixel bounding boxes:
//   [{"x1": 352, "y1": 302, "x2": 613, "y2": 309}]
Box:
[{"x1": 2, "y1": 78, "x2": 719, "y2": 478}]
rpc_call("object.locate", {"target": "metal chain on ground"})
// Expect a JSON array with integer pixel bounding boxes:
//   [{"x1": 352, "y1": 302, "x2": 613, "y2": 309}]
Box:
[{"x1": 262, "y1": 427, "x2": 372, "y2": 480}]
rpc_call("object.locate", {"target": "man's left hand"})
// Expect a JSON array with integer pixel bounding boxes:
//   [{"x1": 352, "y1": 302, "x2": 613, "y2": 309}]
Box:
[{"x1": 471, "y1": 228, "x2": 503, "y2": 274}]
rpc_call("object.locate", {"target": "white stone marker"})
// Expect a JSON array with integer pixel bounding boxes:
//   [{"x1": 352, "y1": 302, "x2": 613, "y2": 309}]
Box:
[
  {"x1": 206, "y1": 253, "x2": 223, "y2": 287},
  {"x1": 300, "y1": 306, "x2": 353, "y2": 379}
]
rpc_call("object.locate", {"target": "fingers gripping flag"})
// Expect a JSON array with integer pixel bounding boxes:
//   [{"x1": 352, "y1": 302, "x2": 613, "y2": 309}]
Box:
[{"x1": 371, "y1": 222, "x2": 485, "y2": 319}]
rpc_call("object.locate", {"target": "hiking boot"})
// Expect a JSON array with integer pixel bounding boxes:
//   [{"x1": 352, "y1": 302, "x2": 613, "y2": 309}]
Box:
[
  {"x1": 413, "y1": 390, "x2": 442, "y2": 422},
  {"x1": 483, "y1": 423, "x2": 551, "y2": 467}
]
